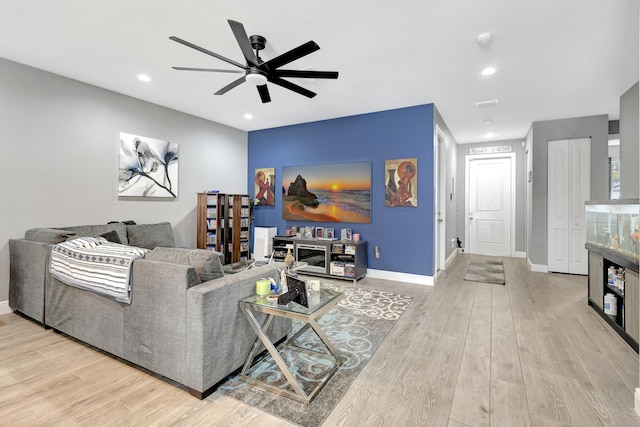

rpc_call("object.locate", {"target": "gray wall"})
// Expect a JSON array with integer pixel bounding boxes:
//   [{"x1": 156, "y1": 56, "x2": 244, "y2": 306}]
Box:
[
  {"x1": 620, "y1": 82, "x2": 639, "y2": 198},
  {"x1": 527, "y1": 115, "x2": 609, "y2": 267},
  {"x1": 434, "y1": 106, "x2": 458, "y2": 264},
  {"x1": 0, "y1": 57, "x2": 248, "y2": 304},
  {"x1": 455, "y1": 139, "x2": 527, "y2": 253}
]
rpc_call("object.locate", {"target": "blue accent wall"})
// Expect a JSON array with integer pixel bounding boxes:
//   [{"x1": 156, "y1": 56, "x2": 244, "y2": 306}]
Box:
[{"x1": 248, "y1": 104, "x2": 435, "y2": 276}]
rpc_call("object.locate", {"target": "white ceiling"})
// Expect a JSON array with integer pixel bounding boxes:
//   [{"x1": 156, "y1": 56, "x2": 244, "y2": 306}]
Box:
[{"x1": 0, "y1": 1, "x2": 637, "y2": 143}]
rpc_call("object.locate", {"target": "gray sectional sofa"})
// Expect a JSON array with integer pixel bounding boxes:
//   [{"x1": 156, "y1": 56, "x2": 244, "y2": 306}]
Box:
[{"x1": 9, "y1": 222, "x2": 290, "y2": 398}]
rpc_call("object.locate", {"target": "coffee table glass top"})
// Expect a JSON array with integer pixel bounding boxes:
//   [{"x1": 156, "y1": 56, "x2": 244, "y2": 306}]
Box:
[{"x1": 240, "y1": 287, "x2": 342, "y2": 315}]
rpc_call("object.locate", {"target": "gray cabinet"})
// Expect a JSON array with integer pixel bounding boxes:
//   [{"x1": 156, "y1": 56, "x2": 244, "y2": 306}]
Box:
[
  {"x1": 586, "y1": 243, "x2": 639, "y2": 352},
  {"x1": 588, "y1": 252, "x2": 603, "y2": 309}
]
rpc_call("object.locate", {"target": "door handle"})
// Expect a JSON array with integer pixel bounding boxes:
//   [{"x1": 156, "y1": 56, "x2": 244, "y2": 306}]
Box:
[{"x1": 469, "y1": 216, "x2": 474, "y2": 221}]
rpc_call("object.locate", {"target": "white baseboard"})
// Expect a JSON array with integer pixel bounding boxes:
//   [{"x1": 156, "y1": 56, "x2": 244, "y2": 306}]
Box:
[
  {"x1": 445, "y1": 250, "x2": 457, "y2": 268},
  {"x1": 527, "y1": 258, "x2": 549, "y2": 273},
  {"x1": 366, "y1": 269, "x2": 434, "y2": 286},
  {"x1": 513, "y1": 251, "x2": 526, "y2": 259},
  {"x1": 635, "y1": 388, "x2": 640, "y2": 416},
  {"x1": 0, "y1": 301, "x2": 11, "y2": 315}
]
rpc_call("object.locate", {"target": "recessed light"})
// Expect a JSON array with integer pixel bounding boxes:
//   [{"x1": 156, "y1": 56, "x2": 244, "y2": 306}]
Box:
[
  {"x1": 244, "y1": 113, "x2": 253, "y2": 120},
  {"x1": 137, "y1": 74, "x2": 152, "y2": 82},
  {"x1": 484, "y1": 132, "x2": 496, "y2": 139},
  {"x1": 481, "y1": 67, "x2": 496, "y2": 76}
]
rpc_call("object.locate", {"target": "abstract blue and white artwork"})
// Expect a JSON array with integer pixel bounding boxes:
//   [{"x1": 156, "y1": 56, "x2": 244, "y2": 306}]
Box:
[{"x1": 118, "y1": 132, "x2": 179, "y2": 198}]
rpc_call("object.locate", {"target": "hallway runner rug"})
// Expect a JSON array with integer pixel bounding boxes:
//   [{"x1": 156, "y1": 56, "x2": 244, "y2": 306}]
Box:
[
  {"x1": 215, "y1": 283, "x2": 413, "y2": 427},
  {"x1": 464, "y1": 258, "x2": 506, "y2": 285}
]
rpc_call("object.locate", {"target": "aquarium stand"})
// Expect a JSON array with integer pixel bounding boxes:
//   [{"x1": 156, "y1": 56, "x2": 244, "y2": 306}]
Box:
[{"x1": 585, "y1": 199, "x2": 639, "y2": 352}]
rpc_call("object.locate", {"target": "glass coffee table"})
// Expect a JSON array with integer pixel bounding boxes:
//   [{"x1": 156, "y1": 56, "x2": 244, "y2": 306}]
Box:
[{"x1": 238, "y1": 286, "x2": 344, "y2": 404}]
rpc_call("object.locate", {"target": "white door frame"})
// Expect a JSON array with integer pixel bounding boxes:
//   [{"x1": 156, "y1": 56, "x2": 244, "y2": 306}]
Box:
[
  {"x1": 434, "y1": 125, "x2": 447, "y2": 278},
  {"x1": 465, "y1": 152, "x2": 516, "y2": 256}
]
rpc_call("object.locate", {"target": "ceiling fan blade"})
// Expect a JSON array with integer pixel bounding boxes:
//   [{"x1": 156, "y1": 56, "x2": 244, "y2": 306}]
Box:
[
  {"x1": 172, "y1": 66, "x2": 244, "y2": 74},
  {"x1": 274, "y1": 70, "x2": 338, "y2": 79},
  {"x1": 227, "y1": 20, "x2": 260, "y2": 68},
  {"x1": 268, "y1": 76, "x2": 316, "y2": 98},
  {"x1": 214, "y1": 76, "x2": 246, "y2": 95},
  {"x1": 263, "y1": 41, "x2": 320, "y2": 70},
  {"x1": 169, "y1": 36, "x2": 247, "y2": 70},
  {"x1": 257, "y1": 85, "x2": 271, "y2": 103}
]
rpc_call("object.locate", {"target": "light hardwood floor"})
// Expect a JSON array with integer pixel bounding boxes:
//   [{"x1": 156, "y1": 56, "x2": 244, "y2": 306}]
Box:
[{"x1": 1, "y1": 254, "x2": 639, "y2": 426}]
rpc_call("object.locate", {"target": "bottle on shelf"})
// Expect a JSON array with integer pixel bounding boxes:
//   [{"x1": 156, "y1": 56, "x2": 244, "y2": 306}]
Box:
[{"x1": 608, "y1": 266, "x2": 616, "y2": 285}]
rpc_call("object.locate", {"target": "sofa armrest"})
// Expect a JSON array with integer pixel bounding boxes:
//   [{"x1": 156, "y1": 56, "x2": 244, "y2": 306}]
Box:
[
  {"x1": 184, "y1": 264, "x2": 292, "y2": 392},
  {"x1": 9, "y1": 238, "x2": 53, "y2": 324}
]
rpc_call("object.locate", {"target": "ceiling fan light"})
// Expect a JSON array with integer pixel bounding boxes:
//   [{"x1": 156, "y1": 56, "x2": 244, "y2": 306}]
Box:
[{"x1": 246, "y1": 72, "x2": 267, "y2": 86}]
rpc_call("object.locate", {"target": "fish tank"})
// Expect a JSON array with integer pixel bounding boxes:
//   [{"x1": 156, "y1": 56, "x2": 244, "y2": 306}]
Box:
[{"x1": 585, "y1": 199, "x2": 639, "y2": 265}]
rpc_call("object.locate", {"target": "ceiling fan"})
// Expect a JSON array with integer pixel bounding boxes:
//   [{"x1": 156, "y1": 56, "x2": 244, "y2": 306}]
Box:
[{"x1": 170, "y1": 19, "x2": 339, "y2": 103}]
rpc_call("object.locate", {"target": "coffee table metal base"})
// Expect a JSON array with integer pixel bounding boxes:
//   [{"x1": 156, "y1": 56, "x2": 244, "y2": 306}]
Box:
[{"x1": 239, "y1": 307, "x2": 343, "y2": 405}]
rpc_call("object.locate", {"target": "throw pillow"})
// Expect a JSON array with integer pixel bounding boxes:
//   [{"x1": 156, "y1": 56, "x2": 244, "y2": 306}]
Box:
[
  {"x1": 126, "y1": 222, "x2": 175, "y2": 249},
  {"x1": 144, "y1": 247, "x2": 224, "y2": 282},
  {"x1": 24, "y1": 228, "x2": 77, "y2": 244},
  {"x1": 99, "y1": 230, "x2": 122, "y2": 244}
]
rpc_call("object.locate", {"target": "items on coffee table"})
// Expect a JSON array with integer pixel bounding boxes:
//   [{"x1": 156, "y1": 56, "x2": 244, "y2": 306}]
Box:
[
  {"x1": 256, "y1": 279, "x2": 271, "y2": 297},
  {"x1": 277, "y1": 274, "x2": 308, "y2": 307}
]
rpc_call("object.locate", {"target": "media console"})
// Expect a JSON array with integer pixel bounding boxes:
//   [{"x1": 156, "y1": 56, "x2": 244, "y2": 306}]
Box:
[{"x1": 274, "y1": 237, "x2": 367, "y2": 283}]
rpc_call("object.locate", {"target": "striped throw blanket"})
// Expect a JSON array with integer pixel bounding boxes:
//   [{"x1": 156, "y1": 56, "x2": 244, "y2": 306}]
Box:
[{"x1": 49, "y1": 237, "x2": 149, "y2": 304}]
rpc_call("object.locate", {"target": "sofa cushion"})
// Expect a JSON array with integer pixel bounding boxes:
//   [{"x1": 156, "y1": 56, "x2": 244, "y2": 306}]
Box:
[
  {"x1": 24, "y1": 228, "x2": 77, "y2": 244},
  {"x1": 144, "y1": 247, "x2": 224, "y2": 282},
  {"x1": 62, "y1": 223, "x2": 128, "y2": 245},
  {"x1": 126, "y1": 222, "x2": 175, "y2": 249}
]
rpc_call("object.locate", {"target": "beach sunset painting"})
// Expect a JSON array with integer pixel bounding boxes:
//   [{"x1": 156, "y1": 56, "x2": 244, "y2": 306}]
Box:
[{"x1": 282, "y1": 162, "x2": 371, "y2": 223}]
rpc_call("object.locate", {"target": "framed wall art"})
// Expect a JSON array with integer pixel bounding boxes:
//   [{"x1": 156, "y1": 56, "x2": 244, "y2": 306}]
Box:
[
  {"x1": 118, "y1": 132, "x2": 179, "y2": 198},
  {"x1": 282, "y1": 161, "x2": 371, "y2": 223},
  {"x1": 254, "y1": 167, "x2": 275, "y2": 206},
  {"x1": 385, "y1": 158, "x2": 417, "y2": 207}
]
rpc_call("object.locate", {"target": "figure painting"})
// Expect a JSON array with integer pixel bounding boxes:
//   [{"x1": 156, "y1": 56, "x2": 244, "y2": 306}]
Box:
[
  {"x1": 118, "y1": 132, "x2": 178, "y2": 198},
  {"x1": 254, "y1": 167, "x2": 275, "y2": 206},
  {"x1": 385, "y1": 158, "x2": 417, "y2": 207},
  {"x1": 282, "y1": 162, "x2": 371, "y2": 223}
]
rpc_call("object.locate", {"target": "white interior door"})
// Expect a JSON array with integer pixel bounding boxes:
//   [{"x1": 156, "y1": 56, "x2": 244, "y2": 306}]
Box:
[
  {"x1": 466, "y1": 154, "x2": 514, "y2": 256},
  {"x1": 547, "y1": 138, "x2": 590, "y2": 274}
]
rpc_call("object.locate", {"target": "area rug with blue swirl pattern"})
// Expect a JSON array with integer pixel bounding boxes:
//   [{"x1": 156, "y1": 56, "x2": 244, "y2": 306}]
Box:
[{"x1": 215, "y1": 283, "x2": 413, "y2": 427}]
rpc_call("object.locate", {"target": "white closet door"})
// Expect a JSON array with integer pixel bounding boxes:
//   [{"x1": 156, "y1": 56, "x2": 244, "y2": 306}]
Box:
[
  {"x1": 548, "y1": 138, "x2": 590, "y2": 274},
  {"x1": 568, "y1": 139, "x2": 590, "y2": 274}
]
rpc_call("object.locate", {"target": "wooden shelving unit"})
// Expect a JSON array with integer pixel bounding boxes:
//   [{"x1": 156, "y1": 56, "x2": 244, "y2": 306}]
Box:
[
  {"x1": 197, "y1": 192, "x2": 251, "y2": 264},
  {"x1": 227, "y1": 194, "x2": 251, "y2": 263}
]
